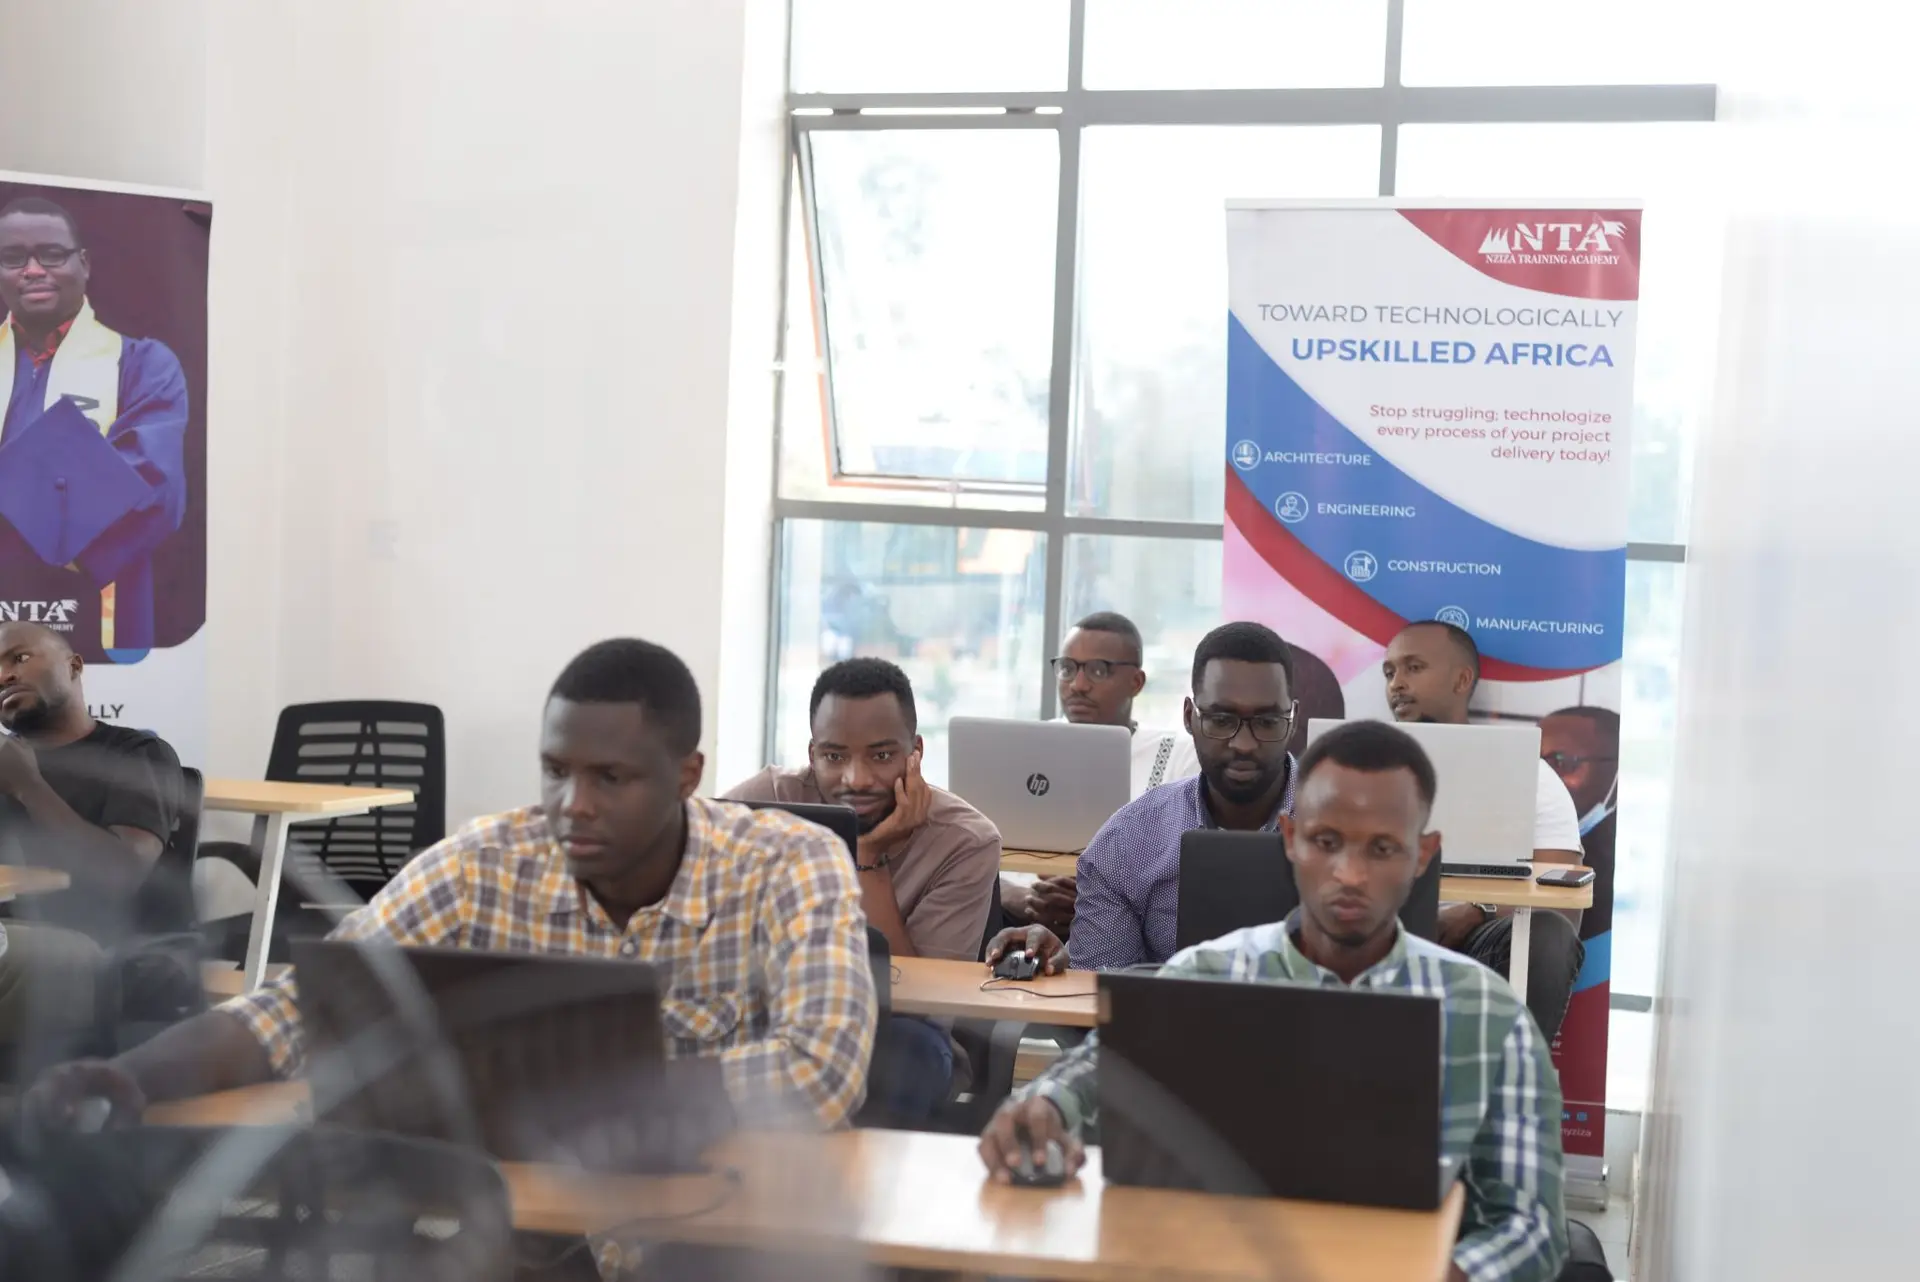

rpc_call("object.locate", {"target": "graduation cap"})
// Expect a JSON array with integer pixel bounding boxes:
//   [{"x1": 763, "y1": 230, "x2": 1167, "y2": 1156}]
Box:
[{"x1": 0, "y1": 397, "x2": 154, "y2": 572}]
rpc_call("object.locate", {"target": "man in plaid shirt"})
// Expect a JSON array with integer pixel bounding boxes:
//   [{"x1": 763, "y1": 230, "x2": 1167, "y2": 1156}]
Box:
[
  {"x1": 980, "y1": 719, "x2": 1568, "y2": 1282},
  {"x1": 27, "y1": 638, "x2": 878, "y2": 1132}
]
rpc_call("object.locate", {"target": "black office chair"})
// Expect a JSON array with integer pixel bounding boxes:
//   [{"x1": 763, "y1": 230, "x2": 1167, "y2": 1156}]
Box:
[
  {"x1": 5, "y1": 1125, "x2": 513, "y2": 1282},
  {"x1": 1175, "y1": 829, "x2": 1444, "y2": 952},
  {"x1": 202, "y1": 702, "x2": 445, "y2": 961}
]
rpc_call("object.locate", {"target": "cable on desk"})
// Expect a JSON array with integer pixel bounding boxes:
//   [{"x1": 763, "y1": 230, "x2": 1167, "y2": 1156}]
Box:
[
  {"x1": 977, "y1": 978, "x2": 1092, "y2": 998},
  {"x1": 515, "y1": 1166, "x2": 744, "y2": 1274}
]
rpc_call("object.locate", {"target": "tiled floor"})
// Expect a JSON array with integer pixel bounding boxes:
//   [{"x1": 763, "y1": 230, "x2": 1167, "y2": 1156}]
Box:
[{"x1": 1572, "y1": 1191, "x2": 1634, "y2": 1279}]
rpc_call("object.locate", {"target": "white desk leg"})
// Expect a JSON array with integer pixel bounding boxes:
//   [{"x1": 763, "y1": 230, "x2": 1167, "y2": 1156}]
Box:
[
  {"x1": 241, "y1": 813, "x2": 294, "y2": 992},
  {"x1": 1507, "y1": 906, "x2": 1532, "y2": 1002}
]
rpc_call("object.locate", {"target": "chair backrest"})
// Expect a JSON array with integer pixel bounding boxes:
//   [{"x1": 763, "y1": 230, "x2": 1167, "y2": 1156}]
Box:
[
  {"x1": 267, "y1": 701, "x2": 447, "y2": 897},
  {"x1": 136, "y1": 765, "x2": 205, "y2": 937}
]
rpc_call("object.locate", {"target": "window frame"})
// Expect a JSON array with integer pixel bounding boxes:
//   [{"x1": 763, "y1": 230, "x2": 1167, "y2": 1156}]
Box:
[{"x1": 771, "y1": 0, "x2": 1711, "y2": 1011}]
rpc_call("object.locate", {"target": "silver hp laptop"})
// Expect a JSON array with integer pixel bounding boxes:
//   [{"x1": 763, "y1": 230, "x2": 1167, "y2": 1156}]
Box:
[
  {"x1": 1306, "y1": 718, "x2": 1538, "y2": 869},
  {"x1": 948, "y1": 717, "x2": 1131, "y2": 853}
]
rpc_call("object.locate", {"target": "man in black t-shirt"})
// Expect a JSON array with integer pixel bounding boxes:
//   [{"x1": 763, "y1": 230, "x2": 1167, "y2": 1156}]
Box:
[{"x1": 0, "y1": 622, "x2": 180, "y2": 1046}]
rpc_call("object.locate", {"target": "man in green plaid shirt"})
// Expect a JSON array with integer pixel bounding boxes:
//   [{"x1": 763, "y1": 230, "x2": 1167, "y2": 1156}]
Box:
[{"x1": 980, "y1": 719, "x2": 1568, "y2": 1282}]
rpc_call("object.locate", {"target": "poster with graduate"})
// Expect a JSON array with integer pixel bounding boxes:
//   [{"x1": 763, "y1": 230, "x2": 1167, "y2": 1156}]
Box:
[
  {"x1": 1221, "y1": 199, "x2": 1637, "y2": 1176},
  {"x1": 0, "y1": 172, "x2": 209, "y2": 765}
]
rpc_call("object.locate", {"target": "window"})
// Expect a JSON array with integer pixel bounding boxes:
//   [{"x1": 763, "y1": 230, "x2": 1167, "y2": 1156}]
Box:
[
  {"x1": 1081, "y1": 0, "x2": 1390, "y2": 90},
  {"x1": 776, "y1": 3, "x2": 1712, "y2": 1117},
  {"x1": 773, "y1": 520, "x2": 1047, "y2": 787},
  {"x1": 1074, "y1": 126, "x2": 1380, "y2": 522}
]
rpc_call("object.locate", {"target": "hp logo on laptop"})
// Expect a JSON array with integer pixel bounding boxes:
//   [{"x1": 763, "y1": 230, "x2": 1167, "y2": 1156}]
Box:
[{"x1": 1026, "y1": 773, "x2": 1051, "y2": 797}]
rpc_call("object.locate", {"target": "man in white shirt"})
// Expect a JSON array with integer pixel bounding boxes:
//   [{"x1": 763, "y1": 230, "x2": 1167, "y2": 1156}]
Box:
[
  {"x1": 1382, "y1": 620, "x2": 1586, "y2": 1040},
  {"x1": 999, "y1": 612, "x2": 1199, "y2": 936}
]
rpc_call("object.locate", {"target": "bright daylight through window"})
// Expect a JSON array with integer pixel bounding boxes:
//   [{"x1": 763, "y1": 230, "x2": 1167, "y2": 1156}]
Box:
[{"x1": 773, "y1": 0, "x2": 1713, "y2": 1115}]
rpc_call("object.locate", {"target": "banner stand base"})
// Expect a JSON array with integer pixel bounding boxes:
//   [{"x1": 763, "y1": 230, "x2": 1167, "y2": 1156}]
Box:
[{"x1": 1567, "y1": 1156, "x2": 1609, "y2": 1211}]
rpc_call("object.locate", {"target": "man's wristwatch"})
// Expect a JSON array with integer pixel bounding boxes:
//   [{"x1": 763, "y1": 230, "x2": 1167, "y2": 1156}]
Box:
[{"x1": 1473, "y1": 903, "x2": 1499, "y2": 926}]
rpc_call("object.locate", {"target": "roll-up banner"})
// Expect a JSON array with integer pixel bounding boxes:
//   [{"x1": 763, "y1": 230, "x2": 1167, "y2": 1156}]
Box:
[
  {"x1": 0, "y1": 172, "x2": 211, "y2": 766},
  {"x1": 1223, "y1": 199, "x2": 1637, "y2": 1179}
]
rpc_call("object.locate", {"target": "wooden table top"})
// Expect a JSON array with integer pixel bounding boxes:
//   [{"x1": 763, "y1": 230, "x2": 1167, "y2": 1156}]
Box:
[
  {"x1": 148, "y1": 1083, "x2": 1464, "y2": 1281},
  {"x1": 0, "y1": 865, "x2": 70, "y2": 898},
  {"x1": 198, "y1": 957, "x2": 1103, "y2": 1028},
  {"x1": 893, "y1": 955, "x2": 1099, "y2": 1027},
  {"x1": 1002, "y1": 851, "x2": 1592, "y2": 911},
  {"x1": 201, "y1": 779, "x2": 418, "y2": 816}
]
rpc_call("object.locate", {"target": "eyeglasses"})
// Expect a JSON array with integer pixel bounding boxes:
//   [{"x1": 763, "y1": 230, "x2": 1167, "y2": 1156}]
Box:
[
  {"x1": 0, "y1": 246, "x2": 79, "y2": 271},
  {"x1": 1051, "y1": 657, "x2": 1140, "y2": 683},
  {"x1": 1193, "y1": 704, "x2": 1296, "y2": 743},
  {"x1": 1543, "y1": 751, "x2": 1616, "y2": 775}
]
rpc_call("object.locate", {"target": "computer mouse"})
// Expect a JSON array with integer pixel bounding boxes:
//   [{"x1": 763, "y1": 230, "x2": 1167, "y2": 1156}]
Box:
[
  {"x1": 73, "y1": 1096, "x2": 113, "y2": 1134},
  {"x1": 1011, "y1": 1137, "x2": 1067, "y2": 1188},
  {"x1": 992, "y1": 948, "x2": 1040, "y2": 981}
]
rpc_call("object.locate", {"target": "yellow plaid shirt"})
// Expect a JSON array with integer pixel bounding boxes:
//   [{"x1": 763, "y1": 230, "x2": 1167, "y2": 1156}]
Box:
[{"x1": 218, "y1": 797, "x2": 877, "y2": 1129}]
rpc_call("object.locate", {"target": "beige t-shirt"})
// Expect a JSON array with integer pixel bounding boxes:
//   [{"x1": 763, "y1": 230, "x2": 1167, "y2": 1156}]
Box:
[{"x1": 721, "y1": 766, "x2": 1003, "y2": 963}]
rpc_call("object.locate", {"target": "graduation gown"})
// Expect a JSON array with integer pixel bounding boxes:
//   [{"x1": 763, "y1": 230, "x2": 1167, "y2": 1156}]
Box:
[{"x1": 0, "y1": 303, "x2": 188, "y2": 657}]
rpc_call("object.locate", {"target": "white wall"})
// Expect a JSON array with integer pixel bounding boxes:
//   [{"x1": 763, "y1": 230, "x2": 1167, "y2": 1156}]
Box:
[{"x1": 2, "y1": 0, "x2": 784, "y2": 827}]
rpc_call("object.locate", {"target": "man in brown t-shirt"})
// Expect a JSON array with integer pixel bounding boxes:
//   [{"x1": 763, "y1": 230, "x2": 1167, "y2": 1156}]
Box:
[{"x1": 724, "y1": 657, "x2": 1000, "y2": 1119}]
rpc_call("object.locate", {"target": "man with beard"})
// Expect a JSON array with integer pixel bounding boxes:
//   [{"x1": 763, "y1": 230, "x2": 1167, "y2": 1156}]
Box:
[
  {"x1": 988, "y1": 622, "x2": 1299, "y2": 973},
  {"x1": 725, "y1": 657, "x2": 1000, "y2": 1118},
  {"x1": 0, "y1": 621, "x2": 183, "y2": 1046},
  {"x1": 1381, "y1": 620, "x2": 1585, "y2": 1040}
]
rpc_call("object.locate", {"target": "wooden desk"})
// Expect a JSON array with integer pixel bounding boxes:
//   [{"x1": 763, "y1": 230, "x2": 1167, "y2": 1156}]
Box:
[
  {"x1": 202, "y1": 779, "x2": 417, "y2": 994},
  {"x1": 0, "y1": 864, "x2": 70, "y2": 902},
  {"x1": 1002, "y1": 848, "x2": 1084, "y2": 877},
  {"x1": 999, "y1": 850, "x2": 1592, "y2": 996},
  {"x1": 149, "y1": 1083, "x2": 1464, "y2": 1281},
  {"x1": 893, "y1": 956, "x2": 1099, "y2": 1028}
]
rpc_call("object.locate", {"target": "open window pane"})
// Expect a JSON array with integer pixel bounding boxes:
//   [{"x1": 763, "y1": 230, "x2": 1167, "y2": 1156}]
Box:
[
  {"x1": 1061, "y1": 535, "x2": 1223, "y2": 732},
  {"x1": 1074, "y1": 125, "x2": 1380, "y2": 521},
  {"x1": 773, "y1": 519, "x2": 1048, "y2": 787},
  {"x1": 1400, "y1": 0, "x2": 1719, "y2": 86},
  {"x1": 807, "y1": 130, "x2": 1059, "y2": 491},
  {"x1": 1396, "y1": 122, "x2": 1721, "y2": 545},
  {"x1": 1083, "y1": 0, "x2": 1388, "y2": 89},
  {"x1": 790, "y1": 0, "x2": 1070, "y2": 93}
]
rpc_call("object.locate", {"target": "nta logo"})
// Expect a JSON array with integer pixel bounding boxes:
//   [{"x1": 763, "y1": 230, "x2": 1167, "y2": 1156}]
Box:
[
  {"x1": 1026, "y1": 773, "x2": 1051, "y2": 797},
  {"x1": 1477, "y1": 219, "x2": 1627, "y2": 265},
  {"x1": 0, "y1": 599, "x2": 79, "y2": 631}
]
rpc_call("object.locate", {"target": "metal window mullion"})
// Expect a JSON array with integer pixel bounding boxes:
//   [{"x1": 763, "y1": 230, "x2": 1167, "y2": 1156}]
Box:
[
  {"x1": 1038, "y1": 115, "x2": 1081, "y2": 720},
  {"x1": 787, "y1": 84, "x2": 1717, "y2": 126},
  {"x1": 1378, "y1": 0, "x2": 1404, "y2": 195}
]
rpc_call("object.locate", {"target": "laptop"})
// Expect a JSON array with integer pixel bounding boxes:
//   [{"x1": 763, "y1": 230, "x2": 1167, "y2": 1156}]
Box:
[
  {"x1": 292, "y1": 940, "x2": 733, "y2": 1173},
  {"x1": 1096, "y1": 970, "x2": 1449, "y2": 1209},
  {"x1": 1175, "y1": 829, "x2": 1441, "y2": 951},
  {"x1": 1307, "y1": 718, "x2": 1538, "y2": 870},
  {"x1": 948, "y1": 717, "x2": 1131, "y2": 853}
]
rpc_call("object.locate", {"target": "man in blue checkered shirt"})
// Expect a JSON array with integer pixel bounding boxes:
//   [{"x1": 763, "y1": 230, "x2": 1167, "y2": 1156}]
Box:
[
  {"x1": 987, "y1": 621, "x2": 1301, "y2": 972},
  {"x1": 980, "y1": 719, "x2": 1568, "y2": 1282}
]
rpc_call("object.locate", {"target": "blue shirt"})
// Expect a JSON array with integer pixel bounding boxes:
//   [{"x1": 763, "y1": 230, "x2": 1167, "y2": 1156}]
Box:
[{"x1": 1070, "y1": 762, "x2": 1297, "y2": 970}]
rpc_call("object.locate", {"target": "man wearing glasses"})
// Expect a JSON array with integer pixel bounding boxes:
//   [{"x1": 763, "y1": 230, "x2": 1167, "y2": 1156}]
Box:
[
  {"x1": 990, "y1": 621, "x2": 1300, "y2": 972},
  {"x1": 0, "y1": 196, "x2": 188, "y2": 656},
  {"x1": 1000, "y1": 613, "x2": 1201, "y2": 937}
]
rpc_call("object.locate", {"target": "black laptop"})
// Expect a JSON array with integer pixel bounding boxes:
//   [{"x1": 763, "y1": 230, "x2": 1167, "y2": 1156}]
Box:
[
  {"x1": 291, "y1": 940, "x2": 733, "y2": 1173},
  {"x1": 1175, "y1": 829, "x2": 1442, "y2": 952},
  {"x1": 1096, "y1": 970, "x2": 1450, "y2": 1209}
]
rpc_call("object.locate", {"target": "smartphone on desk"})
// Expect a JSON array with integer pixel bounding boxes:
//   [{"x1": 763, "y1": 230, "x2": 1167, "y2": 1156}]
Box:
[{"x1": 1535, "y1": 867, "x2": 1596, "y2": 888}]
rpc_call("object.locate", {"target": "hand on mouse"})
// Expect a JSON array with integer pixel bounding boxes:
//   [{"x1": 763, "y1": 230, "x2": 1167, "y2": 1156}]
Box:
[
  {"x1": 983, "y1": 924, "x2": 1067, "y2": 975},
  {"x1": 20, "y1": 1060, "x2": 146, "y2": 1144},
  {"x1": 978, "y1": 1096, "x2": 1082, "y2": 1184}
]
